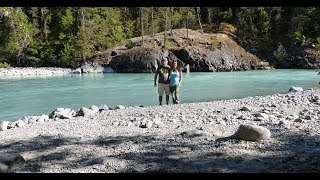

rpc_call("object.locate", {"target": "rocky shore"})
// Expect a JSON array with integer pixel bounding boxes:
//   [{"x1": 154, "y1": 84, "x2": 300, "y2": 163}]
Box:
[
  {"x1": 0, "y1": 67, "x2": 72, "y2": 77},
  {"x1": 1, "y1": 87, "x2": 320, "y2": 173}
]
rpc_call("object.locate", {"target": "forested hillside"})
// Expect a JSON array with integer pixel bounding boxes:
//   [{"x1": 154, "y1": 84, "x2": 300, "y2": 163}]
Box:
[{"x1": 0, "y1": 7, "x2": 319, "y2": 68}]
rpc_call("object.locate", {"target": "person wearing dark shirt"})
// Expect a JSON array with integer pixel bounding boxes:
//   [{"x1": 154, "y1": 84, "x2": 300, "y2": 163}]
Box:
[{"x1": 154, "y1": 58, "x2": 171, "y2": 105}]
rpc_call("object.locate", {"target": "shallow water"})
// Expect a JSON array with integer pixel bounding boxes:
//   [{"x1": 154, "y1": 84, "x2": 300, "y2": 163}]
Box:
[{"x1": 0, "y1": 69, "x2": 319, "y2": 121}]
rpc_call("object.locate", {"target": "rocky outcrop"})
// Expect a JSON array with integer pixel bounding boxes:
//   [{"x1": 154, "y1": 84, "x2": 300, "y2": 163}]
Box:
[
  {"x1": 89, "y1": 28, "x2": 271, "y2": 73},
  {"x1": 109, "y1": 47, "x2": 185, "y2": 73},
  {"x1": 276, "y1": 46, "x2": 320, "y2": 69},
  {"x1": 171, "y1": 34, "x2": 271, "y2": 72}
]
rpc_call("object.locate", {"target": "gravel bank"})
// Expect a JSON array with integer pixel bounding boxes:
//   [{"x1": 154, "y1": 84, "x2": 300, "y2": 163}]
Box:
[
  {"x1": 1, "y1": 88, "x2": 320, "y2": 173},
  {"x1": 0, "y1": 67, "x2": 71, "y2": 77}
]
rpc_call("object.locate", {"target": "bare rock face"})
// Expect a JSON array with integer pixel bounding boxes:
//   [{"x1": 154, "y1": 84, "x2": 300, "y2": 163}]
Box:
[
  {"x1": 83, "y1": 28, "x2": 273, "y2": 73},
  {"x1": 232, "y1": 124, "x2": 271, "y2": 141},
  {"x1": 109, "y1": 47, "x2": 185, "y2": 73},
  {"x1": 172, "y1": 45, "x2": 270, "y2": 72}
]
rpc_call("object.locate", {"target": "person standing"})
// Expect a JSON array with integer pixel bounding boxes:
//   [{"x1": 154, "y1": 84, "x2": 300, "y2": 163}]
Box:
[
  {"x1": 154, "y1": 58, "x2": 171, "y2": 105},
  {"x1": 169, "y1": 60, "x2": 183, "y2": 104}
]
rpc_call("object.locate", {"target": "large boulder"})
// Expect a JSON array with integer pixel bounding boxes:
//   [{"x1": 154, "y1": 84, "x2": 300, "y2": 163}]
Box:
[
  {"x1": 232, "y1": 124, "x2": 271, "y2": 141},
  {"x1": 109, "y1": 47, "x2": 185, "y2": 73}
]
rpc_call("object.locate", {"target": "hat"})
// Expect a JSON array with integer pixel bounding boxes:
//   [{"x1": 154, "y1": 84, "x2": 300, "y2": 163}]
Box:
[{"x1": 162, "y1": 58, "x2": 168, "y2": 61}]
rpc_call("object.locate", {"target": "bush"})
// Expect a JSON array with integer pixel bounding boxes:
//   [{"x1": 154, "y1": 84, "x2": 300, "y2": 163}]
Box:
[
  {"x1": 273, "y1": 43, "x2": 288, "y2": 62},
  {"x1": 210, "y1": 35, "x2": 221, "y2": 50},
  {"x1": 0, "y1": 62, "x2": 11, "y2": 68},
  {"x1": 125, "y1": 40, "x2": 135, "y2": 49}
]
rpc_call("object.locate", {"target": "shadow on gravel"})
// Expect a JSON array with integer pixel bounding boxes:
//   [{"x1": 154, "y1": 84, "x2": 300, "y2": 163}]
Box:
[{"x1": 1, "y1": 130, "x2": 320, "y2": 173}]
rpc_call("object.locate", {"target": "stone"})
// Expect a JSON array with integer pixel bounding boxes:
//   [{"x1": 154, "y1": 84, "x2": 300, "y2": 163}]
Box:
[
  {"x1": 0, "y1": 154, "x2": 26, "y2": 170},
  {"x1": 49, "y1": 108, "x2": 76, "y2": 119},
  {"x1": 288, "y1": 87, "x2": 303, "y2": 93},
  {"x1": 7, "y1": 122, "x2": 17, "y2": 129},
  {"x1": 90, "y1": 105, "x2": 100, "y2": 113},
  {"x1": 71, "y1": 68, "x2": 81, "y2": 74},
  {"x1": 254, "y1": 117, "x2": 265, "y2": 121},
  {"x1": 146, "y1": 121, "x2": 153, "y2": 128},
  {"x1": 99, "y1": 104, "x2": 109, "y2": 111},
  {"x1": 232, "y1": 124, "x2": 271, "y2": 141},
  {"x1": 304, "y1": 115, "x2": 312, "y2": 120},
  {"x1": 37, "y1": 114, "x2": 49, "y2": 122},
  {"x1": 0, "y1": 163, "x2": 9, "y2": 173},
  {"x1": 77, "y1": 107, "x2": 96, "y2": 117},
  {"x1": 114, "y1": 105, "x2": 125, "y2": 110},
  {"x1": 19, "y1": 117, "x2": 29, "y2": 124},
  {"x1": 255, "y1": 113, "x2": 269, "y2": 119},
  {"x1": 0, "y1": 121, "x2": 10, "y2": 131},
  {"x1": 240, "y1": 106, "x2": 252, "y2": 111},
  {"x1": 288, "y1": 114, "x2": 299, "y2": 120},
  {"x1": 294, "y1": 118, "x2": 304, "y2": 123},
  {"x1": 16, "y1": 120, "x2": 25, "y2": 127}
]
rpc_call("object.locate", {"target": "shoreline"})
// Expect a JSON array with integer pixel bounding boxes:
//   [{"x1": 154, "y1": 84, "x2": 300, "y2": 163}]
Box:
[
  {"x1": 0, "y1": 67, "x2": 72, "y2": 77},
  {"x1": 1, "y1": 88, "x2": 320, "y2": 172}
]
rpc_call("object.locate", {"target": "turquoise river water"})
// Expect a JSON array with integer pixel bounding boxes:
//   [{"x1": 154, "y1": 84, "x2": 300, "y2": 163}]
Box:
[{"x1": 0, "y1": 69, "x2": 319, "y2": 121}]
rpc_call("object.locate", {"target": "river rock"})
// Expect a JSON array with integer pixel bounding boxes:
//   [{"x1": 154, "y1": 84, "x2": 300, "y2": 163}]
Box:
[
  {"x1": 37, "y1": 114, "x2": 49, "y2": 122},
  {"x1": 49, "y1": 108, "x2": 76, "y2": 119},
  {"x1": 115, "y1": 105, "x2": 125, "y2": 110},
  {"x1": 7, "y1": 122, "x2": 17, "y2": 129},
  {"x1": 240, "y1": 106, "x2": 252, "y2": 111},
  {"x1": 0, "y1": 163, "x2": 9, "y2": 173},
  {"x1": 0, "y1": 121, "x2": 10, "y2": 131},
  {"x1": 16, "y1": 120, "x2": 25, "y2": 127},
  {"x1": 288, "y1": 87, "x2": 303, "y2": 93},
  {"x1": 232, "y1": 124, "x2": 271, "y2": 141},
  {"x1": 71, "y1": 68, "x2": 81, "y2": 74},
  {"x1": 255, "y1": 113, "x2": 269, "y2": 119},
  {"x1": 19, "y1": 117, "x2": 29, "y2": 124},
  {"x1": 99, "y1": 104, "x2": 109, "y2": 111},
  {"x1": 90, "y1": 105, "x2": 100, "y2": 113},
  {"x1": 0, "y1": 154, "x2": 26, "y2": 170},
  {"x1": 77, "y1": 107, "x2": 96, "y2": 117}
]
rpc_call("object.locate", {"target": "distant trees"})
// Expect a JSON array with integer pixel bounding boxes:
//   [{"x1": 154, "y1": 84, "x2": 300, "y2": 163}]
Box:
[{"x1": 0, "y1": 7, "x2": 319, "y2": 68}]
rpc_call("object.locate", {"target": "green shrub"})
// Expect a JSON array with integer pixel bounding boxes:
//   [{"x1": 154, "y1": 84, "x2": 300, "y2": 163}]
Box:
[
  {"x1": 125, "y1": 40, "x2": 135, "y2": 49},
  {"x1": 273, "y1": 43, "x2": 288, "y2": 62},
  {"x1": 0, "y1": 62, "x2": 11, "y2": 68},
  {"x1": 210, "y1": 36, "x2": 221, "y2": 50}
]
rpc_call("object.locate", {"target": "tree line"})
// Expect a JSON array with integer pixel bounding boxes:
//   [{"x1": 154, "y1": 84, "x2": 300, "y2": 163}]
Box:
[{"x1": 0, "y1": 7, "x2": 319, "y2": 68}]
